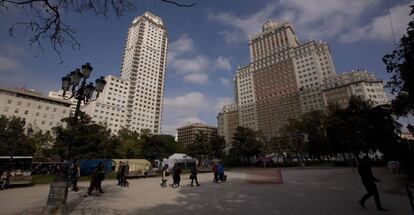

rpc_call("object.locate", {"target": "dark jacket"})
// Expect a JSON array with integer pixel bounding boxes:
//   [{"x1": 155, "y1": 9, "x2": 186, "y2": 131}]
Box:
[
  {"x1": 358, "y1": 159, "x2": 379, "y2": 183},
  {"x1": 191, "y1": 166, "x2": 197, "y2": 176}
]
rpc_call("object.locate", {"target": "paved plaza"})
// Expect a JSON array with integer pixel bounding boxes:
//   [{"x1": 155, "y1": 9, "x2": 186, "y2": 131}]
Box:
[{"x1": 0, "y1": 167, "x2": 412, "y2": 215}]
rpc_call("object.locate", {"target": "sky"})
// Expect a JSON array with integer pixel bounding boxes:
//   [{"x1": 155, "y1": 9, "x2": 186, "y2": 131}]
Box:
[{"x1": 0, "y1": 0, "x2": 413, "y2": 134}]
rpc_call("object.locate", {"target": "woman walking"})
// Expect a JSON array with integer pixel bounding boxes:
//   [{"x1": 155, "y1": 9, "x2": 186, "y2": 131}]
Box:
[
  {"x1": 160, "y1": 164, "x2": 169, "y2": 188},
  {"x1": 190, "y1": 165, "x2": 200, "y2": 187}
]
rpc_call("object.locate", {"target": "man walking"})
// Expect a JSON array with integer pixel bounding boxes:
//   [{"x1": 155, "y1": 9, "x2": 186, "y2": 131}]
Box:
[
  {"x1": 190, "y1": 165, "x2": 200, "y2": 187},
  {"x1": 358, "y1": 156, "x2": 387, "y2": 211},
  {"x1": 86, "y1": 163, "x2": 104, "y2": 196}
]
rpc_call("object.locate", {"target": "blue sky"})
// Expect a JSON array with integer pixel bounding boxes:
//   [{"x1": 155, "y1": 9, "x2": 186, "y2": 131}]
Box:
[{"x1": 0, "y1": 0, "x2": 413, "y2": 134}]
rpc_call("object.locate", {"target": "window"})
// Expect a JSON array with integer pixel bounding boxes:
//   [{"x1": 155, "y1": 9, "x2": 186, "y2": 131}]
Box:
[
  {"x1": 7, "y1": 99, "x2": 12, "y2": 104},
  {"x1": 17, "y1": 101, "x2": 22, "y2": 106}
]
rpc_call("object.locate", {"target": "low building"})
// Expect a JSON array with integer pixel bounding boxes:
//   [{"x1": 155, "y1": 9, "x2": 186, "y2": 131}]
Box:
[
  {"x1": 0, "y1": 87, "x2": 71, "y2": 131},
  {"x1": 321, "y1": 69, "x2": 388, "y2": 108},
  {"x1": 177, "y1": 123, "x2": 218, "y2": 147},
  {"x1": 400, "y1": 132, "x2": 414, "y2": 140},
  {"x1": 217, "y1": 103, "x2": 239, "y2": 151}
]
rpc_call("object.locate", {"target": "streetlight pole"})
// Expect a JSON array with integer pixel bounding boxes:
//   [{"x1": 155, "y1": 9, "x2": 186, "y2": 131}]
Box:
[{"x1": 43, "y1": 63, "x2": 106, "y2": 214}]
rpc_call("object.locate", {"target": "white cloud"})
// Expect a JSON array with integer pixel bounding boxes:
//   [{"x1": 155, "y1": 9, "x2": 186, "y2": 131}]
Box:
[
  {"x1": 183, "y1": 73, "x2": 209, "y2": 84},
  {"x1": 168, "y1": 35, "x2": 233, "y2": 85},
  {"x1": 219, "y1": 77, "x2": 231, "y2": 87},
  {"x1": 162, "y1": 92, "x2": 208, "y2": 134},
  {"x1": 340, "y1": 3, "x2": 413, "y2": 43},
  {"x1": 213, "y1": 56, "x2": 232, "y2": 71},
  {"x1": 278, "y1": 0, "x2": 381, "y2": 40},
  {"x1": 168, "y1": 34, "x2": 195, "y2": 62},
  {"x1": 209, "y1": 2, "x2": 278, "y2": 44},
  {"x1": 215, "y1": 97, "x2": 233, "y2": 111},
  {"x1": 172, "y1": 55, "x2": 209, "y2": 74},
  {"x1": 209, "y1": 0, "x2": 411, "y2": 43},
  {"x1": 162, "y1": 93, "x2": 233, "y2": 134}
]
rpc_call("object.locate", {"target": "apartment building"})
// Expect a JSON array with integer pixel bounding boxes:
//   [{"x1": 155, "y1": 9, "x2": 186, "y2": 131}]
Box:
[
  {"x1": 321, "y1": 69, "x2": 388, "y2": 108},
  {"x1": 0, "y1": 87, "x2": 71, "y2": 131},
  {"x1": 217, "y1": 104, "x2": 239, "y2": 150},
  {"x1": 177, "y1": 123, "x2": 218, "y2": 147}
]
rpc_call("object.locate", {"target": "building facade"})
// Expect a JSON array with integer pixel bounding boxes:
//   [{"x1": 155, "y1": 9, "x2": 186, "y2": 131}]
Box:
[
  {"x1": 217, "y1": 104, "x2": 239, "y2": 150},
  {"x1": 81, "y1": 11, "x2": 168, "y2": 134},
  {"x1": 177, "y1": 123, "x2": 218, "y2": 147},
  {"x1": 82, "y1": 75, "x2": 129, "y2": 134},
  {"x1": 321, "y1": 69, "x2": 388, "y2": 108},
  {"x1": 48, "y1": 89, "x2": 78, "y2": 115},
  {"x1": 120, "y1": 11, "x2": 168, "y2": 134},
  {"x1": 0, "y1": 87, "x2": 71, "y2": 131},
  {"x1": 233, "y1": 20, "x2": 336, "y2": 139}
]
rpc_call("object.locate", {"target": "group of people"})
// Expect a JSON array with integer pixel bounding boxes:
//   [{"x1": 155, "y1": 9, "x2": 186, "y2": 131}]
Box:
[
  {"x1": 212, "y1": 162, "x2": 226, "y2": 183},
  {"x1": 160, "y1": 162, "x2": 226, "y2": 188},
  {"x1": 161, "y1": 164, "x2": 202, "y2": 188},
  {"x1": 116, "y1": 161, "x2": 130, "y2": 187}
]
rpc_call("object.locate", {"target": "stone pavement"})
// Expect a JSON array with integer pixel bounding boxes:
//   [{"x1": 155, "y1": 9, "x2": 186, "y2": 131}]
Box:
[{"x1": 0, "y1": 167, "x2": 412, "y2": 215}]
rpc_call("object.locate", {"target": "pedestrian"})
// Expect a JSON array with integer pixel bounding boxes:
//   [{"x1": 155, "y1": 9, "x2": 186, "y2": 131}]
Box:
[
  {"x1": 123, "y1": 161, "x2": 130, "y2": 187},
  {"x1": 190, "y1": 165, "x2": 200, "y2": 187},
  {"x1": 217, "y1": 162, "x2": 225, "y2": 182},
  {"x1": 86, "y1": 163, "x2": 104, "y2": 196},
  {"x1": 95, "y1": 163, "x2": 105, "y2": 193},
  {"x1": 212, "y1": 162, "x2": 218, "y2": 183},
  {"x1": 358, "y1": 156, "x2": 387, "y2": 211},
  {"x1": 70, "y1": 162, "x2": 80, "y2": 192},
  {"x1": 172, "y1": 165, "x2": 182, "y2": 188},
  {"x1": 160, "y1": 164, "x2": 169, "y2": 188},
  {"x1": 0, "y1": 168, "x2": 10, "y2": 191},
  {"x1": 116, "y1": 161, "x2": 123, "y2": 186}
]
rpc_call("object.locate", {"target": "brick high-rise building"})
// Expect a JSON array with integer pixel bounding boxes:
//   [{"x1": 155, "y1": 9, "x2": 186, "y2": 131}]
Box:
[
  {"x1": 217, "y1": 104, "x2": 239, "y2": 151},
  {"x1": 233, "y1": 20, "x2": 336, "y2": 138}
]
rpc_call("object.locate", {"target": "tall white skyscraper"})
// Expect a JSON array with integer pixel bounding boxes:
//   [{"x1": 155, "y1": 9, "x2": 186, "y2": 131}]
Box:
[{"x1": 120, "y1": 11, "x2": 168, "y2": 134}]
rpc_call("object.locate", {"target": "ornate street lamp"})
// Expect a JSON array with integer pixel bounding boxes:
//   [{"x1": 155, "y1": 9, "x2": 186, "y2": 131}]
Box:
[{"x1": 44, "y1": 63, "x2": 106, "y2": 212}]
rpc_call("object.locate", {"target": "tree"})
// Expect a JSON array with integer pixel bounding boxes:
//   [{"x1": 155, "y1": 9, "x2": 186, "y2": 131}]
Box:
[
  {"x1": 0, "y1": 115, "x2": 33, "y2": 156},
  {"x1": 0, "y1": 0, "x2": 197, "y2": 61},
  {"x1": 26, "y1": 129, "x2": 54, "y2": 159},
  {"x1": 209, "y1": 135, "x2": 226, "y2": 159},
  {"x1": 187, "y1": 131, "x2": 211, "y2": 163},
  {"x1": 115, "y1": 128, "x2": 141, "y2": 159},
  {"x1": 141, "y1": 133, "x2": 179, "y2": 160},
  {"x1": 383, "y1": 5, "x2": 414, "y2": 130},
  {"x1": 52, "y1": 112, "x2": 116, "y2": 160},
  {"x1": 230, "y1": 126, "x2": 261, "y2": 165}
]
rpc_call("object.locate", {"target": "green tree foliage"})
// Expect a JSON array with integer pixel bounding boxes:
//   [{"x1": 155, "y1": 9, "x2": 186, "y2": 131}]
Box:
[
  {"x1": 383, "y1": 5, "x2": 414, "y2": 127},
  {"x1": 0, "y1": 115, "x2": 33, "y2": 156},
  {"x1": 26, "y1": 130, "x2": 54, "y2": 159},
  {"x1": 187, "y1": 131, "x2": 211, "y2": 161},
  {"x1": 141, "y1": 133, "x2": 181, "y2": 160},
  {"x1": 209, "y1": 135, "x2": 226, "y2": 159},
  {"x1": 52, "y1": 112, "x2": 117, "y2": 160},
  {"x1": 230, "y1": 126, "x2": 261, "y2": 164},
  {"x1": 116, "y1": 128, "x2": 141, "y2": 159}
]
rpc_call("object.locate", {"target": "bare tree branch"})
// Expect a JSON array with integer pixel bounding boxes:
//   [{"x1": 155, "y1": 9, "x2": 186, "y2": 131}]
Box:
[
  {"x1": 161, "y1": 0, "x2": 196, "y2": 7},
  {"x1": 1, "y1": 0, "x2": 196, "y2": 63}
]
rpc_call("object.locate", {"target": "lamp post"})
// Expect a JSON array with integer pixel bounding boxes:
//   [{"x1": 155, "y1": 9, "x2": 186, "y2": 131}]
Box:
[{"x1": 43, "y1": 63, "x2": 106, "y2": 214}]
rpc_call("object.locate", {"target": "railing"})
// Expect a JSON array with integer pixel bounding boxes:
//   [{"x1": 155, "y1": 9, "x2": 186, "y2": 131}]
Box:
[{"x1": 407, "y1": 184, "x2": 414, "y2": 214}]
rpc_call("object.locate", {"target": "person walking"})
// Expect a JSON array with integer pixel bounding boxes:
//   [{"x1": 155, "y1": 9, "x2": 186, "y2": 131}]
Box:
[
  {"x1": 116, "y1": 161, "x2": 123, "y2": 186},
  {"x1": 160, "y1": 164, "x2": 169, "y2": 188},
  {"x1": 86, "y1": 163, "x2": 104, "y2": 196},
  {"x1": 172, "y1": 165, "x2": 182, "y2": 188},
  {"x1": 212, "y1": 162, "x2": 218, "y2": 183},
  {"x1": 70, "y1": 162, "x2": 80, "y2": 192},
  {"x1": 358, "y1": 156, "x2": 387, "y2": 211},
  {"x1": 190, "y1": 165, "x2": 200, "y2": 187},
  {"x1": 217, "y1": 162, "x2": 225, "y2": 182},
  {"x1": 0, "y1": 168, "x2": 10, "y2": 191},
  {"x1": 122, "y1": 162, "x2": 130, "y2": 187},
  {"x1": 95, "y1": 164, "x2": 105, "y2": 194}
]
